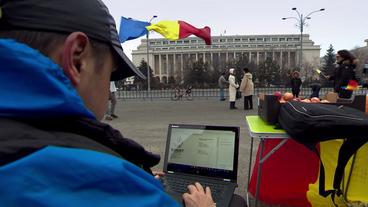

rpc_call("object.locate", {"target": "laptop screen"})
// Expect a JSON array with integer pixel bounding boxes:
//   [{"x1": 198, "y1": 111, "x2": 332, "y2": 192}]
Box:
[{"x1": 164, "y1": 124, "x2": 239, "y2": 181}]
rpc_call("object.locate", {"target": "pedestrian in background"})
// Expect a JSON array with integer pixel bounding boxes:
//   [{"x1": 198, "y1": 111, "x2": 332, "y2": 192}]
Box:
[
  {"x1": 106, "y1": 81, "x2": 118, "y2": 120},
  {"x1": 228, "y1": 68, "x2": 239, "y2": 109},
  {"x1": 310, "y1": 74, "x2": 322, "y2": 98},
  {"x1": 328, "y1": 50, "x2": 358, "y2": 99},
  {"x1": 240, "y1": 67, "x2": 254, "y2": 110},
  {"x1": 218, "y1": 70, "x2": 228, "y2": 101},
  {"x1": 290, "y1": 71, "x2": 302, "y2": 98}
]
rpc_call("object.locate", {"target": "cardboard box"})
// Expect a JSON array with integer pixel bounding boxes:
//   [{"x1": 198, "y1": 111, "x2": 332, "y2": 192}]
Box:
[
  {"x1": 325, "y1": 92, "x2": 366, "y2": 112},
  {"x1": 325, "y1": 92, "x2": 338, "y2": 103}
]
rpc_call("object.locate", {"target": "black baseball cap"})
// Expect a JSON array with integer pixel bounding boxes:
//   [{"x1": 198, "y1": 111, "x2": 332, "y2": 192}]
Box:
[{"x1": 0, "y1": 0, "x2": 145, "y2": 81}]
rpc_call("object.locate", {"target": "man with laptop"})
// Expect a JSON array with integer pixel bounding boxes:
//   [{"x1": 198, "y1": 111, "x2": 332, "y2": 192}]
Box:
[{"x1": 0, "y1": 0, "x2": 233, "y2": 206}]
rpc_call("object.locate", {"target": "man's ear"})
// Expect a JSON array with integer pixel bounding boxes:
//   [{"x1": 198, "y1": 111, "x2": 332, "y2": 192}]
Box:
[{"x1": 60, "y1": 32, "x2": 89, "y2": 86}]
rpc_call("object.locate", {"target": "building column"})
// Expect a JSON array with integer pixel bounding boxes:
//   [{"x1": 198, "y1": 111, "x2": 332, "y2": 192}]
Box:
[
  {"x1": 159, "y1": 54, "x2": 162, "y2": 81},
  {"x1": 181, "y1": 53, "x2": 184, "y2": 82},
  {"x1": 166, "y1": 54, "x2": 169, "y2": 82},
  {"x1": 288, "y1": 51, "x2": 291, "y2": 69},
  {"x1": 256, "y1": 51, "x2": 259, "y2": 65},
  {"x1": 280, "y1": 50, "x2": 283, "y2": 69},
  {"x1": 173, "y1": 53, "x2": 176, "y2": 78}
]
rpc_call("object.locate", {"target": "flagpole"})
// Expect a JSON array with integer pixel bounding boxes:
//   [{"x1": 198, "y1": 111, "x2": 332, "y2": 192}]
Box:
[{"x1": 147, "y1": 15, "x2": 157, "y2": 97}]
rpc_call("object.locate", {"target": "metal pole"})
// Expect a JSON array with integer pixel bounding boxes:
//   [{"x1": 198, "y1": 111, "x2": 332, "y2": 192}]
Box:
[
  {"x1": 300, "y1": 14, "x2": 303, "y2": 73},
  {"x1": 146, "y1": 15, "x2": 157, "y2": 97},
  {"x1": 146, "y1": 33, "x2": 150, "y2": 94},
  {"x1": 282, "y1": 8, "x2": 324, "y2": 77}
]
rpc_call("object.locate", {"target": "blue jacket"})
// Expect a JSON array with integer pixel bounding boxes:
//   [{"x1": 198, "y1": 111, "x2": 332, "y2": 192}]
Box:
[{"x1": 0, "y1": 39, "x2": 178, "y2": 207}]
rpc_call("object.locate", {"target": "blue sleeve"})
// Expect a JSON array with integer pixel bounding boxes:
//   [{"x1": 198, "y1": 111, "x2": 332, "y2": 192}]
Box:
[{"x1": 0, "y1": 146, "x2": 179, "y2": 207}]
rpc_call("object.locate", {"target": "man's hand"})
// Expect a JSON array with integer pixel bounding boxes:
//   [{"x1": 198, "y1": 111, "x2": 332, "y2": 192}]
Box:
[
  {"x1": 152, "y1": 171, "x2": 165, "y2": 180},
  {"x1": 183, "y1": 182, "x2": 216, "y2": 207}
]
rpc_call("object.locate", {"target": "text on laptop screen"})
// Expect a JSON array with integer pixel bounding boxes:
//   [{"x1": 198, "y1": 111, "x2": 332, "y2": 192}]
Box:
[{"x1": 168, "y1": 127, "x2": 235, "y2": 171}]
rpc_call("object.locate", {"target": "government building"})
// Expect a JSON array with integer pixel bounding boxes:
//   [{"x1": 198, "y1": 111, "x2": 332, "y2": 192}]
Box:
[{"x1": 132, "y1": 34, "x2": 321, "y2": 83}]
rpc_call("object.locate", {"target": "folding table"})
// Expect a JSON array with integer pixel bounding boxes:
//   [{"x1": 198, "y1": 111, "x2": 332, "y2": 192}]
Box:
[{"x1": 245, "y1": 115, "x2": 289, "y2": 207}]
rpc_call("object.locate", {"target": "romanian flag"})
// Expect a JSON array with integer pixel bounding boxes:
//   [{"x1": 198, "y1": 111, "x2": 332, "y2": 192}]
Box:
[
  {"x1": 146, "y1": 20, "x2": 211, "y2": 45},
  {"x1": 344, "y1": 80, "x2": 359, "y2": 90},
  {"x1": 119, "y1": 17, "x2": 211, "y2": 45}
]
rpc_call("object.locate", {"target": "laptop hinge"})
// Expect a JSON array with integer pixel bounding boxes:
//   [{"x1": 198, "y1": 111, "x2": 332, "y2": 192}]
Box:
[
  {"x1": 168, "y1": 171, "x2": 174, "y2": 174},
  {"x1": 223, "y1": 179, "x2": 231, "y2": 182}
]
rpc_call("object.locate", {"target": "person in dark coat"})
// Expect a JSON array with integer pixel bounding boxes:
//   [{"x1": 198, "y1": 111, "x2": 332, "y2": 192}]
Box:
[
  {"x1": 290, "y1": 71, "x2": 302, "y2": 98},
  {"x1": 328, "y1": 50, "x2": 358, "y2": 99}
]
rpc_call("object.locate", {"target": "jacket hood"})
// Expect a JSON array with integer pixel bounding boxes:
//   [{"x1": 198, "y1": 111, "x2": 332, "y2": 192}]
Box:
[
  {"x1": 0, "y1": 39, "x2": 95, "y2": 119},
  {"x1": 245, "y1": 72, "x2": 252, "y2": 78}
]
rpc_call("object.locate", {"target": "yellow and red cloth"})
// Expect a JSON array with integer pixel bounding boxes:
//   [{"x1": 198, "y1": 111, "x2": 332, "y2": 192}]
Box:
[{"x1": 146, "y1": 20, "x2": 211, "y2": 45}]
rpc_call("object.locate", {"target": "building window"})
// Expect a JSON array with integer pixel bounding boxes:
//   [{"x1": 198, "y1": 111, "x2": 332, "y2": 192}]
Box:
[
  {"x1": 227, "y1": 39, "x2": 234, "y2": 42},
  {"x1": 163, "y1": 41, "x2": 168, "y2": 45},
  {"x1": 213, "y1": 39, "x2": 219, "y2": 42},
  {"x1": 257, "y1": 44, "x2": 263, "y2": 47},
  {"x1": 287, "y1": 38, "x2": 293, "y2": 41},
  {"x1": 235, "y1": 38, "x2": 241, "y2": 42},
  {"x1": 235, "y1": 45, "x2": 241, "y2": 47},
  {"x1": 150, "y1": 42, "x2": 155, "y2": 45},
  {"x1": 243, "y1": 38, "x2": 249, "y2": 42},
  {"x1": 264, "y1": 38, "x2": 270, "y2": 42},
  {"x1": 243, "y1": 45, "x2": 249, "y2": 47},
  {"x1": 212, "y1": 45, "x2": 218, "y2": 48},
  {"x1": 170, "y1": 41, "x2": 176, "y2": 44},
  {"x1": 249, "y1": 38, "x2": 255, "y2": 42},
  {"x1": 184, "y1": 40, "x2": 189, "y2": 43},
  {"x1": 293, "y1": 38, "x2": 300, "y2": 41},
  {"x1": 220, "y1": 39, "x2": 226, "y2": 42},
  {"x1": 177, "y1": 40, "x2": 183, "y2": 44},
  {"x1": 279, "y1": 38, "x2": 285, "y2": 41},
  {"x1": 256, "y1": 38, "x2": 263, "y2": 41},
  {"x1": 272, "y1": 38, "x2": 278, "y2": 41},
  {"x1": 190, "y1": 39, "x2": 197, "y2": 43}
]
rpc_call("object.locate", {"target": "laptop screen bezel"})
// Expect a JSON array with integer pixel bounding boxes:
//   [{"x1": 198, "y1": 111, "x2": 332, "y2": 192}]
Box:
[{"x1": 163, "y1": 124, "x2": 239, "y2": 181}]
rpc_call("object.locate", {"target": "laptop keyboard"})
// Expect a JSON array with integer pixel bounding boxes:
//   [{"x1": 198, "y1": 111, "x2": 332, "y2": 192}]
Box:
[{"x1": 160, "y1": 174, "x2": 226, "y2": 201}]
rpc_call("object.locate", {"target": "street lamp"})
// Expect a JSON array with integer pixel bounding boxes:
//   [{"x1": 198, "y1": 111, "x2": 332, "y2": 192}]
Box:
[
  {"x1": 282, "y1": 8, "x2": 325, "y2": 76},
  {"x1": 147, "y1": 15, "x2": 158, "y2": 95}
]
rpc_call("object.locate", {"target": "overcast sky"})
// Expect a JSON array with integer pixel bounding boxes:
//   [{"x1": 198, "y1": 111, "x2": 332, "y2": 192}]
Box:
[{"x1": 102, "y1": 0, "x2": 368, "y2": 59}]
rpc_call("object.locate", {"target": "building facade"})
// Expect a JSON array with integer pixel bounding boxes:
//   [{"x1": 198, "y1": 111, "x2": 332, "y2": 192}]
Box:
[{"x1": 132, "y1": 34, "x2": 321, "y2": 82}]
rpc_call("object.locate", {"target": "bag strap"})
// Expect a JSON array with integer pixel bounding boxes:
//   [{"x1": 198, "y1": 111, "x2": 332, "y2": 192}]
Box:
[
  {"x1": 304, "y1": 138, "x2": 368, "y2": 206},
  {"x1": 333, "y1": 137, "x2": 367, "y2": 193}
]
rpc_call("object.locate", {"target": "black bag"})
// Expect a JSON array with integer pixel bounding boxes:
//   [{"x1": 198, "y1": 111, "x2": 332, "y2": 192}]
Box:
[
  {"x1": 236, "y1": 90, "x2": 241, "y2": 99},
  {"x1": 278, "y1": 101, "x2": 368, "y2": 202}
]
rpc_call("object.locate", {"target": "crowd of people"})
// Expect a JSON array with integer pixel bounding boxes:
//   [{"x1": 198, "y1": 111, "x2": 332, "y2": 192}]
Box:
[{"x1": 218, "y1": 49, "x2": 361, "y2": 108}]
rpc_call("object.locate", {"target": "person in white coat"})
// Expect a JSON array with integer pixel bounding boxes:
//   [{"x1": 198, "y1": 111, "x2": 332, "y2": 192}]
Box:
[{"x1": 228, "y1": 68, "x2": 239, "y2": 109}]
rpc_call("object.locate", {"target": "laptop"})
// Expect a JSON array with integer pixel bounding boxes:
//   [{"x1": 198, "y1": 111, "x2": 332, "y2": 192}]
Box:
[{"x1": 161, "y1": 124, "x2": 239, "y2": 207}]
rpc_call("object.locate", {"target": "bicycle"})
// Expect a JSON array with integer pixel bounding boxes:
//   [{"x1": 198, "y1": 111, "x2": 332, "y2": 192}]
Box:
[{"x1": 171, "y1": 86, "x2": 193, "y2": 101}]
